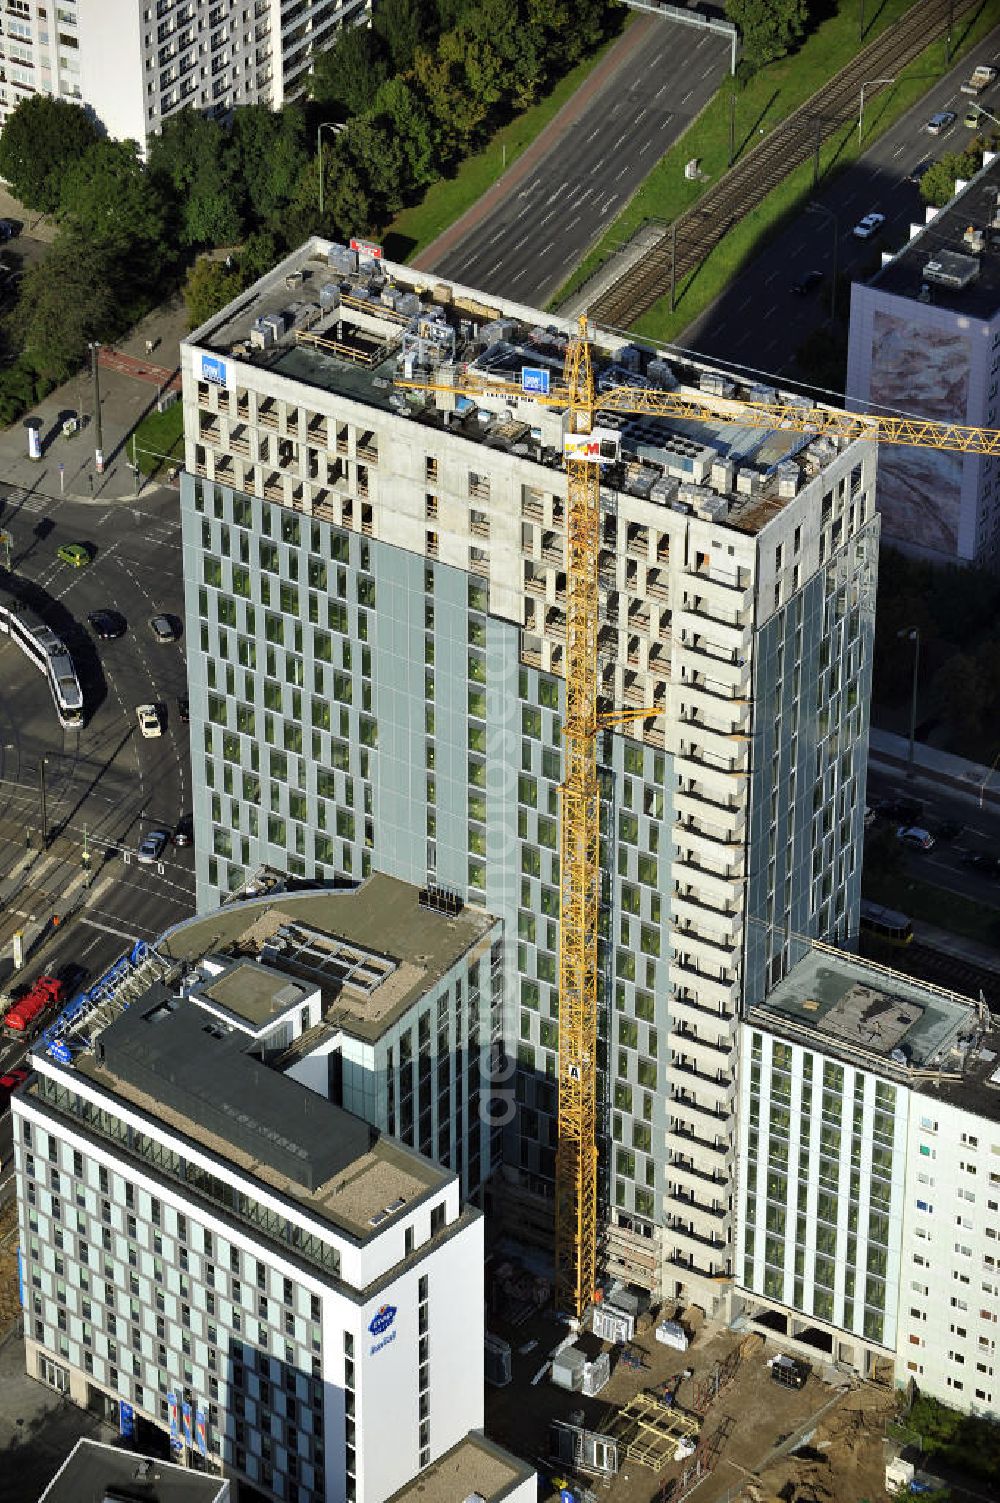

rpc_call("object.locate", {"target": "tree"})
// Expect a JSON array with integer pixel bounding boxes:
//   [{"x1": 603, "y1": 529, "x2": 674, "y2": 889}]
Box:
[
  {"x1": 0, "y1": 96, "x2": 102, "y2": 213},
  {"x1": 227, "y1": 104, "x2": 308, "y2": 228},
  {"x1": 284, "y1": 138, "x2": 370, "y2": 246},
  {"x1": 17, "y1": 231, "x2": 119, "y2": 380},
  {"x1": 310, "y1": 25, "x2": 387, "y2": 116},
  {"x1": 725, "y1": 0, "x2": 810, "y2": 69},
  {"x1": 372, "y1": 0, "x2": 433, "y2": 74},
  {"x1": 148, "y1": 109, "x2": 242, "y2": 247},
  {"x1": 59, "y1": 140, "x2": 168, "y2": 262},
  {"x1": 183, "y1": 254, "x2": 245, "y2": 331},
  {"x1": 371, "y1": 78, "x2": 437, "y2": 191},
  {"x1": 920, "y1": 144, "x2": 994, "y2": 208}
]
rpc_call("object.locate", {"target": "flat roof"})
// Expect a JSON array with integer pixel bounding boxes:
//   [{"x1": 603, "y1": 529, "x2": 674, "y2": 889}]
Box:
[
  {"x1": 751, "y1": 943, "x2": 978, "y2": 1072},
  {"x1": 162, "y1": 875, "x2": 496, "y2": 1042},
  {"x1": 184, "y1": 236, "x2": 862, "y2": 538},
  {"x1": 69, "y1": 991, "x2": 446, "y2": 1241},
  {"x1": 385, "y1": 1433, "x2": 534, "y2": 1503},
  {"x1": 39, "y1": 1439, "x2": 227, "y2": 1503},
  {"x1": 872, "y1": 150, "x2": 1000, "y2": 320},
  {"x1": 202, "y1": 958, "x2": 310, "y2": 1028}
]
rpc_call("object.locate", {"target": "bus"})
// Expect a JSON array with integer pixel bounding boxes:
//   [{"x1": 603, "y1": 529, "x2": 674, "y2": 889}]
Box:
[
  {"x1": 859, "y1": 899, "x2": 913, "y2": 946},
  {"x1": 0, "y1": 595, "x2": 84, "y2": 730}
]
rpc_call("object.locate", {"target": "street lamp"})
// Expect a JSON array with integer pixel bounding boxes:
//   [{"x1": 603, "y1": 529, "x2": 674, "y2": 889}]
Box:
[
  {"x1": 897, "y1": 627, "x2": 921, "y2": 776},
  {"x1": 38, "y1": 756, "x2": 49, "y2": 848},
  {"x1": 806, "y1": 201, "x2": 838, "y2": 326},
  {"x1": 88, "y1": 340, "x2": 104, "y2": 476},
  {"x1": 859, "y1": 78, "x2": 895, "y2": 146},
  {"x1": 317, "y1": 121, "x2": 346, "y2": 223}
]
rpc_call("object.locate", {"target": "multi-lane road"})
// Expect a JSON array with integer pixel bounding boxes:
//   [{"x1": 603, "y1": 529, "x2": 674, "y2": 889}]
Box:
[
  {"x1": 681, "y1": 28, "x2": 1000, "y2": 377},
  {"x1": 0, "y1": 482, "x2": 196, "y2": 984},
  {"x1": 430, "y1": 17, "x2": 729, "y2": 307}
]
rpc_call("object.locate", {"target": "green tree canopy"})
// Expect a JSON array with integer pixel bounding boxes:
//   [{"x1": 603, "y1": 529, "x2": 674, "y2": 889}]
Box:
[
  {"x1": 148, "y1": 109, "x2": 242, "y2": 246},
  {"x1": 310, "y1": 24, "x2": 388, "y2": 116},
  {"x1": 183, "y1": 254, "x2": 245, "y2": 331},
  {"x1": 59, "y1": 139, "x2": 168, "y2": 260},
  {"x1": 17, "y1": 231, "x2": 118, "y2": 380},
  {"x1": 0, "y1": 96, "x2": 102, "y2": 213},
  {"x1": 227, "y1": 104, "x2": 309, "y2": 226},
  {"x1": 725, "y1": 0, "x2": 810, "y2": 69},
  {"x1": 920, "y1": 140, "x2": 999, "y2": 208}
]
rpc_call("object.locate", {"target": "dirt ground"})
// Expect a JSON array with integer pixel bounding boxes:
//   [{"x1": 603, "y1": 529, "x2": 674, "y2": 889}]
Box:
[{"x1": 485, "y1": 1298, "x2": 897, "y2": 1503}]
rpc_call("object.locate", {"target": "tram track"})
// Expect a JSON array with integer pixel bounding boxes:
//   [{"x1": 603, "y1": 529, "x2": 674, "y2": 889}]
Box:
[{"x1": 587, "y1": 0, "x2": 984, "y2": 330}]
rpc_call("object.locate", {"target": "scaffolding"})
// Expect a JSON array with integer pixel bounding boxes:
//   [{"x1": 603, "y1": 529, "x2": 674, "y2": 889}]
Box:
[{"x1": 609, "y1": 1392, "x2": 700, "y2": 1472}]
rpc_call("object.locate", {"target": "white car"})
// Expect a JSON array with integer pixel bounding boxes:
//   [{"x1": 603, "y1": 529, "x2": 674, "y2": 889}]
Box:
[
  {"x1": 137, "y1": 829, "x2": 169, "y2": 865},
  {"x1": 137, "y1": 703, "x2": 162, "y2": 739},
  {"x1": 853, "y1": 212, "x2": 885, "y2": 240}
]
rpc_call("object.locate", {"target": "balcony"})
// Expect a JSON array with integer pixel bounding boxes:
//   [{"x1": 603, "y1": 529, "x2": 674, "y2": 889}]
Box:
[
  {"x1": 670, "y1": 1026, "x2": 734, "y2": 1067},
  {"x1": 679, "y1": 681, "x2": 750, "y2": 726},
  {"x1": 677, "y1": 718, "x2": 750, "y2": 762},
  {"x1": 673, "y1": 821, "x2": 742, "y2": 862},
  {"x1": 666, "y1": 1119, "x2": 728, "y2": 1160},
  {"x1": 683, "y1": 571, "x2": 753, "y2": 615},
  {"x1": 673, "y1": 788, "x2": 746, "y2": 840},
  {"x1": 625, "y1": 524, "x2": 649, "y2": 559},
  {"x1": 675, "y1": 606, "x2": 750, "y2": 651},
  {"x1": 668, "y1": 1155, "x2": 730, "y2": 1197},
  {"x1": 680, "y1": 643, "x2": 751, "y2": 694},
  {"x1": 671, "y1": 858, "x2": 741, "y2": 906},
  {"x1": 674, "y1": 754, "x2": 745, "y2": 805},
  {"x1": 668, "y1": 983, "x2": 737, "y2": 1025},
  {"x1": 671, "y1": 892, "x2": 741, "y2": 944},
  {"x1": 257, "y1": 402, "x2": 279, "y2": 430}
]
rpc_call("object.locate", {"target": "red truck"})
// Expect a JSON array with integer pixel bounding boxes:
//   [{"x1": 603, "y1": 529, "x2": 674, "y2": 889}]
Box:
[{"x1": 2, "y1": 975, "x2": 66, "y2": 1038}]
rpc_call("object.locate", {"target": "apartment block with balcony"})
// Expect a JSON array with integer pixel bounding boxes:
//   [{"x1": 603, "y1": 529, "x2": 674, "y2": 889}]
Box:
[
  {"x1": 178, "y1": 237, "x2": 878, "y2": 1310},
  {"x1": 0, "y1": 0, "x2": 371, "y2": 148}
]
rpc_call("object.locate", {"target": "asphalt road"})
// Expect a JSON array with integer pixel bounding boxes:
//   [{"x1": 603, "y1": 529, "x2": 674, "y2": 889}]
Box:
[
  {"x1": 681, "y1": 27, "x2": 1000, "y2": 380},
  {"x1": 866, "y1": 762, "x2": 1000, "y2": 910},
  {"x1": 433, "y1": 22, "x2": 730, "y2": 308},
  {"x1": 0, "y1": 485, "x2": 196, "y2": 1014}
]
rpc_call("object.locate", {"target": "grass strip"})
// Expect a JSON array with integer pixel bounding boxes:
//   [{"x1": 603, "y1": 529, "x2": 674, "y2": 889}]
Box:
[
  {"x1": 382, "y1": 29, "x2": 626, "y2": 263},
  {"x1": 131, "y1": 400, "x2": 184, "y2": 480}
]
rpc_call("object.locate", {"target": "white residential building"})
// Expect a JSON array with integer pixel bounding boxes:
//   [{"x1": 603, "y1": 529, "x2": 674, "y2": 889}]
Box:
[
  {"x1": 0, "y1": 0, "x2": 371, "y2": 148},
  {"x1": 847, "y1": 150, "x2": 1000, "y2": 569},
  {"x1": 11, "y1": 877, "x2": 523, "y2": 1503},
  {"x1": 735, "y1": 937, "x2": 1000, "y2": 1418}
]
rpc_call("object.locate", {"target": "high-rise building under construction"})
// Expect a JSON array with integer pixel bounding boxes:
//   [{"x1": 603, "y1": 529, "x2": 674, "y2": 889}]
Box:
[{"x1": 180, "y1": 238, "x2": 877, "y2": 1309}]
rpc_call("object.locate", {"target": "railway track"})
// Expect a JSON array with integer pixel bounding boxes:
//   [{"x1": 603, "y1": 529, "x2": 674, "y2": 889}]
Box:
[
  {"x1": 861, "y1": 935, "x2": 1000, "y2": 1009},
  {"x1": 588, "y1": 0, "x2": 984, "y2": 331}
]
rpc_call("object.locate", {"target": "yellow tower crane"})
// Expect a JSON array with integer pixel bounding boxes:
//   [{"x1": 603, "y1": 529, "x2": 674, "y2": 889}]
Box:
[{"x1": 398, "y1": 315, "x2": 1000, "y2": 1317}]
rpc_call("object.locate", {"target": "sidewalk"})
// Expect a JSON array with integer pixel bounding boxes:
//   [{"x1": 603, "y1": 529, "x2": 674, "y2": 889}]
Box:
[
  {"x1": 868, "y1": 728, "x2": 1000, "y2": 812},
  {"x1": 0, "y1": 293, "x2": 189, "y2": 512},
  {"x1": 410, "y1": 13, "x2": 656, "y2": 274}
]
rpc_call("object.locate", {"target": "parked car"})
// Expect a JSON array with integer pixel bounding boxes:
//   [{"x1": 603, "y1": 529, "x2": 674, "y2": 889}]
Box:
[
  {"x1": 792, "y1": 269, "x2": 824, "y2": 295},
  {"x1": 177, "y1": 695, "x2": 190, "y2": 724},
  {"x1": 0, "y1": 219, "x2": 20, "y2": 241},
  {"x1": 136, "y1": 829, "x2": 169, "y2": 865},
  {"x1": 56, "y1": 542, "x2": 91, "y2": 568},
  {"x1": 87, "y1": 609, "x2": 127, "y2": 640},
  {"x1": 137, "y1": 703, "x2": 162, "y2": 739},
  {"x1": 906, "y1": 158, "x2": 933, "y2": 184},
  {"x1": 874, "y1": 796, "x2": 924, "y2": 824},
  {"x1": 149, "y1": 613, "x2": 181, "y2": 643},
  {"x1": 897, "y1": 825, "x2": 935, "y2": 851},
  {"x1": 964, "y1": 105, "x2": 982, "y2": 129},
  {"x1": 925, "y1": 110, "x2": 957, "y2": 135},
  {"x1": 853, "y1": 212, "x2": 885, "y2": 240}
]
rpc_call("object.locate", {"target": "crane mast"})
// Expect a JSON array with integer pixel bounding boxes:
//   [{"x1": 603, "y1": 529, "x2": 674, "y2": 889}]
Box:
[{"x1": 554, "y1": 318, "x2": 601, "y2": 1316}]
